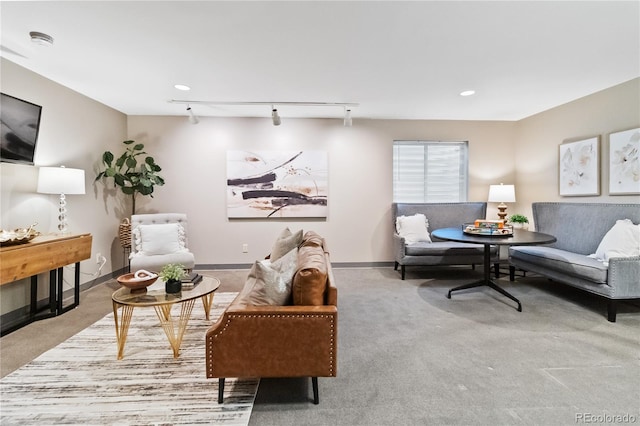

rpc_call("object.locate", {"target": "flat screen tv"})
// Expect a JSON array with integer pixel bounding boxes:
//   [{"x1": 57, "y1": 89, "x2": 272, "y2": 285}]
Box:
[{"x1": 1, "y1": 93, "x2": 43, "y2": 165}]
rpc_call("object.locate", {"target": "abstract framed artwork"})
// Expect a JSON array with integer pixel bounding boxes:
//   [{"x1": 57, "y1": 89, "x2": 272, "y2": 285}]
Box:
[
  {"x1": 558, "y1": 136, "x2": 600, "y2": 196},
  {"x1": 227, "y1": 150, "x2": 328, "y2": 218},
  {"x1": 608, "y1": 127, "x2": 640, "y2": 195}
]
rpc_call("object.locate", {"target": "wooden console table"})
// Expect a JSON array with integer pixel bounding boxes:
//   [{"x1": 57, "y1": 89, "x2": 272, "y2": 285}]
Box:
[{"x1": 0, "y1": 233, "x2": 92, "y2": 335}]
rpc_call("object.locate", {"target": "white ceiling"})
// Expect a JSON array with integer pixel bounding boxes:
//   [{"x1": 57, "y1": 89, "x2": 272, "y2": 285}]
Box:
[{"x1": 1, "y1": 1, "x2": 639, "y2": 121}]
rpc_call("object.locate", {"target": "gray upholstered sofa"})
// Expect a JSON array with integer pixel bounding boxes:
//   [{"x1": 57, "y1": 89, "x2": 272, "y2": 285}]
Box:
[
  {"x1": 392, "y1": 202, "x2": 498, "y2": 279},
  {"x1": 509, "y1": 202, "x2": 640, "y2": 322}
]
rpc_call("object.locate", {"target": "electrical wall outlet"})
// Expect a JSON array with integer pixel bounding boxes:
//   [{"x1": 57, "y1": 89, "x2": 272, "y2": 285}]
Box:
[
  {"x1": 96, "y1": 253, "x2": 102, "y2": 264},
  {"x1": 242, "y1": 243, "x2": 248, "y2": 253}
]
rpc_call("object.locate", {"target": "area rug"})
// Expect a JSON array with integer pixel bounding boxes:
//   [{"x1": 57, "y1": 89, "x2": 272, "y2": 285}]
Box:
[{"x1": 0, "y1": 292, "x2": 258, "y2": 425}]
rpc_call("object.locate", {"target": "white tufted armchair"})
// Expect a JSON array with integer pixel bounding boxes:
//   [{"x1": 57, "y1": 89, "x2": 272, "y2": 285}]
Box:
[{"x1": 129, "y1": 213, "x2": 196, "y2": 273}]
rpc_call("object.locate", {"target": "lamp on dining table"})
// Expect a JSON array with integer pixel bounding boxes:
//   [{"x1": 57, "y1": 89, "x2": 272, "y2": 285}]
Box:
[{"x1": 488, "y1": 183, "x2": 515, "y2": 220}]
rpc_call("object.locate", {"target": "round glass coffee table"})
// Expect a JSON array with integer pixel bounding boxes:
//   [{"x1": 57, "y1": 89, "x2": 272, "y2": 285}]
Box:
[{"x1": 112, "y1": 276, "x2": 220, "y2": 359}]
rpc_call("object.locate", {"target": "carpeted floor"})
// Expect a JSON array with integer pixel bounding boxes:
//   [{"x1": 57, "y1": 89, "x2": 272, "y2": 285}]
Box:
[
  {"x1": 0, "y1": 291, "x2": 258, "y2": 425},
  {"x1": 249, "y1": 267, "x2": 640, "y2": 426},
  {"x1": 2, "y1": 266, "x2": 639, "y2": 425}
]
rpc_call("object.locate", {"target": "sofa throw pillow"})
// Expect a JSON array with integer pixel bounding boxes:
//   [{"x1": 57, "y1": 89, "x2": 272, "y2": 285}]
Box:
[
  {"x1": 589, "y1": 219, "x2": 640, "y2": 266},
  {"x1": 292, "y1": 244, "x2": 328, "y2": 305},
  {"x1": 396, "y1": 214, "x2": 432, "y2": 244},
  {"x1": 270, "y1": 227, "x2": 304, "y2": 261},
  {"x1": 133, "y1": 223, "x2": 187, "y2": 256},
  {"x1": 245, "y1": 247, "x2": 298, "y2": 306}
]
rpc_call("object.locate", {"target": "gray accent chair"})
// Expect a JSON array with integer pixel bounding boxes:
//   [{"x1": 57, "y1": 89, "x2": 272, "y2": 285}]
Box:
[
  {"x1": 509, "y1": 202, "x2": 640, "y2": 322},
  {"x1": 129, "y1": 213, "x2": 196, "y2": 272},
  {"x1": 392, "y1": 202, "x2": 499, "y2": 279}
]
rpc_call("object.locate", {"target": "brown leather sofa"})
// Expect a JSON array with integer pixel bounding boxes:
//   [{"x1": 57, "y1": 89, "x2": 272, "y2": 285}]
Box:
[{"x1": 205, "y1": 231, "x2": 338, "y2": 404}]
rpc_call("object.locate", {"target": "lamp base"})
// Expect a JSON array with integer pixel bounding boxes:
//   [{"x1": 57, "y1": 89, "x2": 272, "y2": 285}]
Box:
[
  {"x1": 497, "y1": 203, "x2": 508, "y2": 220},
  {"x1": 58, "y1": 193, "x2": 68, "y2": 234}
]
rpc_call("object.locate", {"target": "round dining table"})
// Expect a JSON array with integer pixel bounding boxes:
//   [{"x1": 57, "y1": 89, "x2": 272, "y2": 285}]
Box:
[{"x1": 431, "y1": 227, "x2": 556, "y2": 312}]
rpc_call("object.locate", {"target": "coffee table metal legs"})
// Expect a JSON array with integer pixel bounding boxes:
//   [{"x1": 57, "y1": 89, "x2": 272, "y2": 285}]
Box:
[
  {"x1": 201, "y1": 293, "x2": 215, "y2": 320},
  {"x1": 112, "y1": 301, "x2": 195, "y2": 359},
  {"x1": 113, "y1": 302, "x2": 134, "y2": 360},
  {"x1": 446, "y1": 244, "x2": 522, "y2": 312},
  {"x1": 154, "y1": 299, "x2": 197, "y2": 358},
  {"x1": 113, "y1": 294, "x2": 215, "y2": 360}
]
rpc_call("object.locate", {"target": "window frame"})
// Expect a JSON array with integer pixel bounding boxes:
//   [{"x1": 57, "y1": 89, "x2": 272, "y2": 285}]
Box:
[{"x1": 392, "y1": 140, "x2": 469, "y2": 203}]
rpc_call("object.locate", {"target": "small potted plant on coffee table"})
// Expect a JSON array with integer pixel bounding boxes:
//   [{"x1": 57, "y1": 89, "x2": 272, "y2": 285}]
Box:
[
  {"x1": 160, "y1": 263, "x2": 186, "y2": 294},
  {"x1": 508, "y1": 214, "x2": 529, "y2": 230}
]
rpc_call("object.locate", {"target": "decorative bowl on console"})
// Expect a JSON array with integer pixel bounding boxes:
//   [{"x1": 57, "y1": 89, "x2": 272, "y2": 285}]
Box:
[
  {"x1": 0, "y1": 223, "x2": 40, "y2": 246},
  {"x1": 116, "y1": 270, "x2": 158, "y2": 293}
]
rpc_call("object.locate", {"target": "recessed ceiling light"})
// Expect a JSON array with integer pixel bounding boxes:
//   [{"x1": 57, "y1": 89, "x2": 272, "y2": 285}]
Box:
[
  {"x1": 174, "y1": 84, "x2": 191, "y2": 91},
  {"x1": 29, "y1": 31, "x2": 54, "y2": 46},
  {"x1": 460, "y1": 90, "x2": 476, "y2": 97}
]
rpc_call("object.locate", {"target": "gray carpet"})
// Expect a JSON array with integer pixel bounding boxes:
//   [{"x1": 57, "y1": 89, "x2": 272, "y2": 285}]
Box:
[
  {"x1": 2, "y1": 267, "x2": 639, "y2": 425},
  {"x1": 249, "y1": 267, "x2": 640, "y2": 426}
]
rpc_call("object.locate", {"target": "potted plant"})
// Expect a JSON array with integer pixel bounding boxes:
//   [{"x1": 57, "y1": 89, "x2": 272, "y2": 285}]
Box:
[
  {"x1": 95, "y1": 140, "x2": 165, "y2": 216},
  {"x1": 95, "y1": 140, "x2": 165, "y2": 249},
  {"x1": 508, "y1": 214, "x2": 529, "y2": 229},
  {"x1": 159, "y1": 263, "x2": 187, "y2": 294}
]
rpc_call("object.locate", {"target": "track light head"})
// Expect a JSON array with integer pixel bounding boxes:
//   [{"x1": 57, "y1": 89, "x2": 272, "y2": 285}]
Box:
[
  {"x1": 271, "y1": 107, "x2": 281, "y2": 126},
  {"x1": 344, "y1": 108, "x2": 352, "y2": 127},
  {"x1": 187, "y1": 105, "x2": 199, "y2": 124}
]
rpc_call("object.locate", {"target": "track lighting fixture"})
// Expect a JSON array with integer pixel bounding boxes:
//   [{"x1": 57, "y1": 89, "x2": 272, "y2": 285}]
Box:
[
  {"x1": 271, "y1": 107, "x2": 281, "y2": 126},
  {"x1": 187, "y1": 105, "x2": 199, "y2": 124},
  {"x1": 170, "y1": 100, "x2": 358, "y2": 126},
  {"x1": 344, "y1": 108, "x2": 352, "y2": 127}
]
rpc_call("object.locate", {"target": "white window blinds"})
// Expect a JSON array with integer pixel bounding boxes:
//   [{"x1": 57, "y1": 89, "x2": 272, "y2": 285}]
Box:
[{"x1": 393, "y1": 141, "x2": 468, "y2": 202}]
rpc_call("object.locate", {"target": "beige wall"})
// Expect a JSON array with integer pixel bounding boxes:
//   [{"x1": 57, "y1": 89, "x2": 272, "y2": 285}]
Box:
[
  {"x1": 1, "y1": 58, "x2": 127, "y2": 313},
  {"x1": 1, "y1": 57, "x2": 638, "y2": 316},
  {"x1": 126, "y1": 116, "x2": 516, "y2": 265},
  {"x1": 514, "y1": 78, "x2": 640, "y2": 226}
]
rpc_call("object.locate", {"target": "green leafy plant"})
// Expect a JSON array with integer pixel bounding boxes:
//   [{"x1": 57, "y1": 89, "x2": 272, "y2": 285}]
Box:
[
  {"x1": 95, "y1": 140, "x2": 165, "y2": 215},
  {"x1": 508, "y1": 214, "x2": 529, "y2": 224},
  {"x1": 159, "y1": 263, "x2": 187, "y2": 282}
]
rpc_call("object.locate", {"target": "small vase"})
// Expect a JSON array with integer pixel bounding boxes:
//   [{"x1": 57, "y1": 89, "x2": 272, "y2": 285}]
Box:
[{"x1": 165, "y1": 279, "x2": 182, "y2": 294}]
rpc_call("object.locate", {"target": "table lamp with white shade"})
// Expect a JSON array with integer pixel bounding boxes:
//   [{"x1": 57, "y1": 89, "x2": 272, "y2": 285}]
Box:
[
  {"x1": 488, "y1": 183, "x2": 515, "y2": 220},
  {"x1": 37, "y1": 166, "x2": 86, "y2": 234}
]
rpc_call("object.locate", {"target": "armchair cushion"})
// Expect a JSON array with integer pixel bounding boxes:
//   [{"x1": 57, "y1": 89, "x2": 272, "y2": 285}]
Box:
[
  {"x1": 133, "y1": 223, "x2": 187, "y2": 256},
  {"x1": 242, "y1": 247, "x2": 298, "y2": 306}
]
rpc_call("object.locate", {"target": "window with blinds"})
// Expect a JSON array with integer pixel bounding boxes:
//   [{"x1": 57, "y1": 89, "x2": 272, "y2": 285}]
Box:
[{"x1": 392, "y1": 141, "x2": 468, "y2": 202}]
